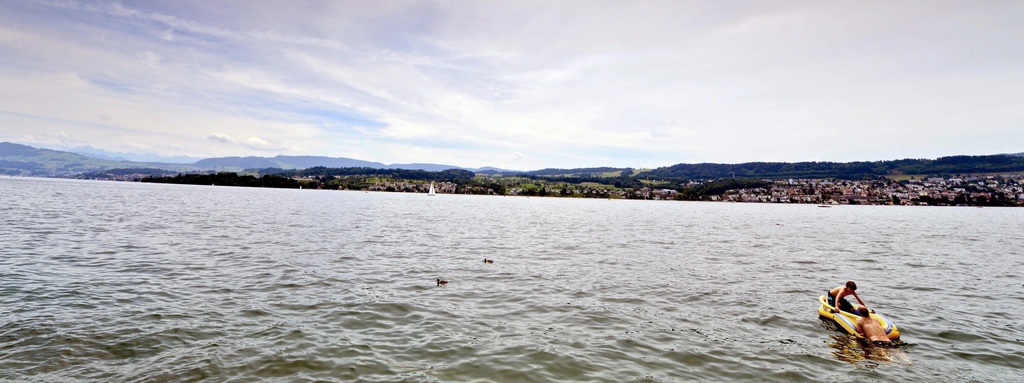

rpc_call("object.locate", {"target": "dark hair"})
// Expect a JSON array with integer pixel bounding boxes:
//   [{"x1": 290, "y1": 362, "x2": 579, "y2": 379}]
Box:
[
  {"x1": 846, "y1": 281, "x2": 857, "y2": 291},
  {"x1": 857, "y1": 305, "x2": 870, "y2": 317}
]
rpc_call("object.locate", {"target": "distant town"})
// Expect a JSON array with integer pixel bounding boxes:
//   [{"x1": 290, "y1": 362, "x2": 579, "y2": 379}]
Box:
[
  {"x1": 3, "y1": 141, "x2": 1023, "y2": 206},
  {"x1": 359, "y1": 174, "x2": 1024, "y2": 206},
  {"x1": 663, "y1": 176, "x2": 1023, "y2": 206},
  {"x1": 122, "y1": 170, "x2": 1024, "y2": 207}
]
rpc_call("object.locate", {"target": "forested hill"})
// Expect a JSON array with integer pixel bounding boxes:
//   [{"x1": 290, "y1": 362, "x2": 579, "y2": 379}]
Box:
[
  {"x1": 643, "y1": 155, "x2": 1024, "y2": 180},
  {"x1": 4, "y1": 141, "x2": 1023, "y2": 180},
  {"x1": 519, "y1": 167, "x2": 623, "y2": 176},
  {"x1": 0, "y1": 142, "x2": 194, "y2": 176},
  {"x1": 276, "y1": 166, "x2": 476, "y2": 182}
]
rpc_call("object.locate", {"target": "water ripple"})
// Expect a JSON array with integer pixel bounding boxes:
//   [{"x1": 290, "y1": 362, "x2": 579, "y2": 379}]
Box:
[{"x1": 2, "y1": 178, "x2": 1023, "y2": 382}]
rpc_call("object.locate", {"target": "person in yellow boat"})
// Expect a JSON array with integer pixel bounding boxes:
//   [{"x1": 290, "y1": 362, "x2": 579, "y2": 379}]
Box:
[
  {"x1": 855, "y1": 305, "x2": 892, "y2": 345},
  {"x1": 827, "y1": 281, "x2": 866, "y2": 314}
]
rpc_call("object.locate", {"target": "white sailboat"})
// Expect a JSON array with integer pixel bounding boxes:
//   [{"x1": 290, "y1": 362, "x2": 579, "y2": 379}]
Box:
[{"x1": 428, "y1": 181, "x2": 436, "y2": 196}]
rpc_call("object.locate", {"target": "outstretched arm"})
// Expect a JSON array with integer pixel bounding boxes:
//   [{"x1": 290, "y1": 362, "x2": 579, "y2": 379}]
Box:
[{"x1": 852, "y1": 291, "x2": 866, "y2": 308}]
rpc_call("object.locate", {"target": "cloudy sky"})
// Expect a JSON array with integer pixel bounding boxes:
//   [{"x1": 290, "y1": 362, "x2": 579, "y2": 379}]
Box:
[{"x1": 1, "y1": 1, "x2": 1022, "y2": 169}]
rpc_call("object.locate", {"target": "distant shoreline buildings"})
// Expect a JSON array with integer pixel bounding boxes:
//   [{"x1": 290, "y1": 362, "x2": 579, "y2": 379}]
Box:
[
  {"x1": 26, "y1": 170, "x2": 1023, "y2": 207},
  {"x1": 675, "y1": 176, "x2": 1023, "y2": 206}
]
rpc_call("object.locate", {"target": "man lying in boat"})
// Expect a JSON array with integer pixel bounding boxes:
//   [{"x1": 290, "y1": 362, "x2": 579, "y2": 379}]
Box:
[
  {"x1": 828, "y1": 281, "x2": 866, "y2": 315},
  {"x1": 855, "y1": 305, "x2": 892, "y2": 345}
]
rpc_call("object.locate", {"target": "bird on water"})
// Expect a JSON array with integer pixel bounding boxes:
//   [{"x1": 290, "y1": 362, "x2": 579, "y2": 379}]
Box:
[
  {"x1": 437, "y1": 279, "x2": 449, "y2": 285},
  {"x1": 483, "y1": 259, "x2": 494, "y2": 264}
]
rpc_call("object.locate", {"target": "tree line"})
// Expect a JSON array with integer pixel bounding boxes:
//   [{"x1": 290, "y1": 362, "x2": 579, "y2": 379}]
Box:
[
  {"x1": 642, "y1": 155, "x2": 1024, "y2": 180},
  {"x1": 141, "y1": 172, "x2": 303, "y2": 188},
  {"x1": 129, "y1": 153, "x2": 1024, "y2": 195}
]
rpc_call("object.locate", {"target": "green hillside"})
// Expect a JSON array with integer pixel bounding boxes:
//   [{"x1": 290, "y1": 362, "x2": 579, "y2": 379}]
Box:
[
  {"x1": 642, "y1": 155, "x2": 1024, "y2": 180},
  {"x1": 0, "y1": 142, "x2": 193, "y2": 176}
]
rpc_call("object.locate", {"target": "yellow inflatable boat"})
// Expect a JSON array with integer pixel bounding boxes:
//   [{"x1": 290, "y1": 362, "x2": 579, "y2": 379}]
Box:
[{"x1": 817, "y1": 295, "x2": 900, "y2": 340}]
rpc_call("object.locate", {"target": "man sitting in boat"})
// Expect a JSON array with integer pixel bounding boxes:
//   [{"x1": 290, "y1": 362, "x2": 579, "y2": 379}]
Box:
[
  {"x1": 855, "y1": 305, "x2": 892, "y2": 345},
  {"x1": 828, "y1": 281, "x2": 866, "y2": 315}
]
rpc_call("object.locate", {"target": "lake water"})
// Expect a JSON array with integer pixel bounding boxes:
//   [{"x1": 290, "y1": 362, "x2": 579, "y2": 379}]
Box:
[{"x1": 1, "y1": 176, "x2": 1022, "y2": 382}]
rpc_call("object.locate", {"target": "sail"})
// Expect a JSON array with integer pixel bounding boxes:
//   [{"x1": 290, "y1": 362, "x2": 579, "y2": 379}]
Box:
[{"x1": 428, "y1": 182, "x2": 436, "y2": 195}]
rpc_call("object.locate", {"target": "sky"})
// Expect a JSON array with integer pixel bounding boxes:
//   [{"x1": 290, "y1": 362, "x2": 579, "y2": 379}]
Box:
[{"x1": 1, "y1": 1, "x2": 1022, "y2": 170}]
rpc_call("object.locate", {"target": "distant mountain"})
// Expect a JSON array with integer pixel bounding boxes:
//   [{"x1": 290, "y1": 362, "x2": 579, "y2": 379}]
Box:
[
  {"x1": 196, "y1": 155, "x2": 491, "y2": 172},
  {"x1": 6, "y1": 141, "x2": 1022, "y2": 180},
  {"x1": 69, "y1": 145, "x2": 201, "y2": 164},
  {"x1": 0, "y1": 142, "x2": 38, "y2": 157},
  {"x1": 0, "y1": 142, "x2": 194, "y2": 176},
  {"x1": 385, "y1": 163, "x2": 464, "y2": 172},
  {"x1": 475, "y1": 166, "x2": 521, "y2": 173},
  {"x1": 643, "y1": 154, "x2": 1024, "y2": 180},
  {"x1": 0, "y1": 142, "x2": 511, "y2": 175},
  {"x1": 1, "y1": 142, "x2": 129, "y2": 176},
  {"x1": 526, "y1": 167, "x2": 626, "y2": 176},
  {"x1": 275, "y1": 156, "x2": 385, "y2": 169},
  {"x1": 193, "y1": 156, "x2": 288, "y2": 170}
]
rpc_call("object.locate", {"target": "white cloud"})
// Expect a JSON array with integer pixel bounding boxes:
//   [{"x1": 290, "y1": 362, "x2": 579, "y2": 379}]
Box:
[
  {"x1": 1, "y1": 1, "x2": 1022, "y2": 168},
  {"x1": 207, "y1": 133, "x2": 232, "y2": 143},
  {"x1": 137, "y1": 51, "x2": 161, "y2": 67}
]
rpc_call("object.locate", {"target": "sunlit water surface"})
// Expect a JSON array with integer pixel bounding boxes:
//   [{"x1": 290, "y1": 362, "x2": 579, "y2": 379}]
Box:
[{"x1": 1, "y1": 177, "x2": 1022, "y2": 382}]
